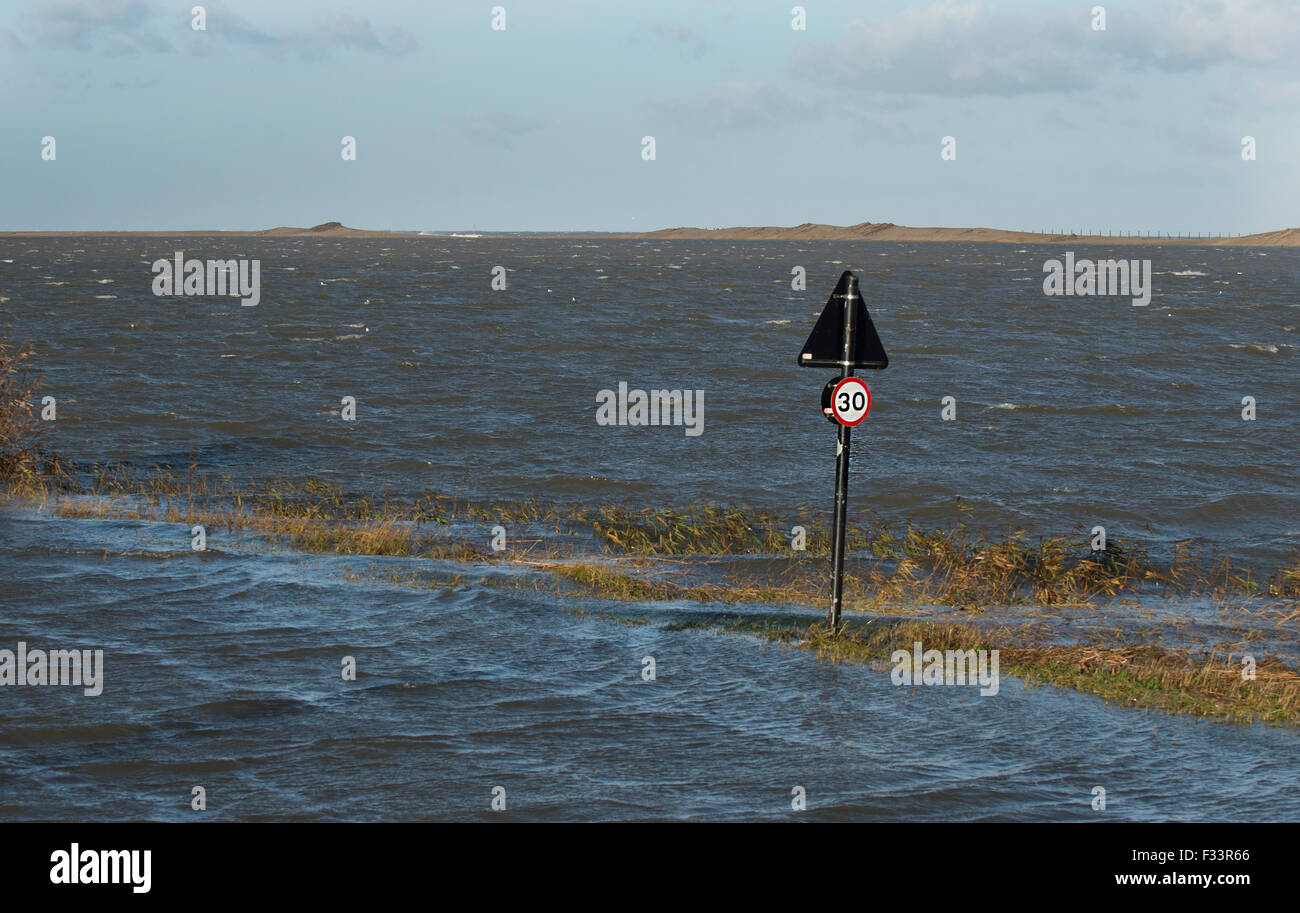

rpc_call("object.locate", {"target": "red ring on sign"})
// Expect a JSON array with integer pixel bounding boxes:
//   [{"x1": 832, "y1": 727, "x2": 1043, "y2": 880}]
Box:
[{"x1": 830, "y1": 377, "x2": 871, "y2": 426}]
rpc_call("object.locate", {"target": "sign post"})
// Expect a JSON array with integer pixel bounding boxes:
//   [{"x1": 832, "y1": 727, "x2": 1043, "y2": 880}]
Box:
[{"x1": 797, "y1": 271, "x2": 888, "y2": 632}]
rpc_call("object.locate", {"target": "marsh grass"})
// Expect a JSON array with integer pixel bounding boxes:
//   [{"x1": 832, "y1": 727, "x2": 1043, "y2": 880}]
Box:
[
  {"x1": 0, "y1": 338, "x2": 48, "y2": 487},
  {"x1": 546, "y1": 562, "x2": 682, "y2": 601},
  {"x1": 53, "y1": 497, "x2": 488, "y2": 562},
  {"x1": 14, "y1": 457, "x2": 1300, "y2": 612},
  {"x1": 863, "y1": 524, "x2": 1158, "y2": 607},
  {"x1": 591, "y1": 503, "x2": 809, "y2": 554}
]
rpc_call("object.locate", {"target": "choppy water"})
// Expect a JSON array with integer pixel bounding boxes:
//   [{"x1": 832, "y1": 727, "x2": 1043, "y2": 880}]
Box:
[{"x1": 2, "y1": 237, "x2": 1298, "y2": 820}]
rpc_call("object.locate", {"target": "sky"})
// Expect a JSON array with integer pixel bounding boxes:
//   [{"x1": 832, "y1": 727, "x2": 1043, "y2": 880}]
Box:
[{"x1": 1, "y1": 0, "x2": 1297, "y2": 233}]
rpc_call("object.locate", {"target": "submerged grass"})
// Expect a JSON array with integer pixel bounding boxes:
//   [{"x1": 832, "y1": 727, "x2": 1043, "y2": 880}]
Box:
[
  {"x1": 0, "y1": 338, "x2": 48, "y2": 488},
  {"x1": 546, "y1": 563, "x2": 683, "y2": 601},
  {"x1": 6, "y1": 443, "x2": 1300, "y2": 726},
  {"x1": 10, "y1": 458, "x2": 1300, "y2": 610},
  {"x1": 676, "y1": 618, "x2": 1300, "y2": 725}
]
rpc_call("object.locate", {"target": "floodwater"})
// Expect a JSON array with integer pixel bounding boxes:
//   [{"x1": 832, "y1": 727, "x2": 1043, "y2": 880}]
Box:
[{"x1": 2, "y1": 237, "x2": 1297, "y2": 820}]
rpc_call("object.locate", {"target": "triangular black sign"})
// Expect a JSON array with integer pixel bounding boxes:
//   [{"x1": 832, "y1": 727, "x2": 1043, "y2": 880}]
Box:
[{"x1": 797, "y1": 271, "x2": 888, "y2": 369}]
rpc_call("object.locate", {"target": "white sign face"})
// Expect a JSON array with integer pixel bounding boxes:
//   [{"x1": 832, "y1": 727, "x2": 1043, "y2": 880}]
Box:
[{"x1": 830, "y1": 377, "x2": 871, "y2": 426}]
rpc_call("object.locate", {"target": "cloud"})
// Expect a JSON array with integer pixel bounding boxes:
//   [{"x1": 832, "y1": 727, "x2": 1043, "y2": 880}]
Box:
[
  {"x1": 446, "y1": 112, "x2": 550, "y2": 150},
  {"x1": 1238, "y1": 76, "x2": 1300, "y2": 108},
  {"x1": 794, "y1": 1, "x2": 1094, "y2": 98},
  {"x1": 19, "y1": 1, "x2": 417, "y2": 59},
  {"x1": 200, "y1": 9, "x2": 420, "y2": 59},
  {"x1": 795, "y1": 0, "x2": 1300, "y2": 99},
  {"x1": 29, "y1": 0, "x2": 173, "y2": 55},
  {"x1": 293, "y1": 13, "x2": 418, "y2": 58},
  {"x1": 1155, "y1": 0, "x2": 1300, "y2": 70},
  {"x1": 654, "y1": 80, "x2": 822, "y2": 133},
  {"x1": 639, "y1": 18, "x2": 707, "y2": 59}
]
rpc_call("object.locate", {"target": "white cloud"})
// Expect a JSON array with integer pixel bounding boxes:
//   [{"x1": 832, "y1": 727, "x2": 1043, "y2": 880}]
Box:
[
  {"x1": 796, "y1": 0, "x2": 1300, "y2": 98},
  {"x1": 796, "y1": 1, "x2": 1093, "y2": 97},
  {"x1": 1158, "y1": 0, "x2": 1300, "y2": 69}
]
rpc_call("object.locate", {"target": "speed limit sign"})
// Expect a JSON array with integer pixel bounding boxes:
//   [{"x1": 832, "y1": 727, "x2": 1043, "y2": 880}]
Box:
[{"x1": 830, "y1": 377, "x2": 871, "y2": 426}]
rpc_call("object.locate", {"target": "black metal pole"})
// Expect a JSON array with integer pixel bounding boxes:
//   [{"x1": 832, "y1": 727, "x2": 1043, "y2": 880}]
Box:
[
  {"x1": 829, "y1": 276, "x2": 858, "y2": 632},
  {"x1": 830, "y1": 420, "x2": 851, "y2": 632}
]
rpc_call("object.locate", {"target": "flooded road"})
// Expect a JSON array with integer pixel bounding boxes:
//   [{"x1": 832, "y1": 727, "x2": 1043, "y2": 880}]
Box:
[{"x1": 2, "y1": 237, "x2": 1298, "y2": 820}]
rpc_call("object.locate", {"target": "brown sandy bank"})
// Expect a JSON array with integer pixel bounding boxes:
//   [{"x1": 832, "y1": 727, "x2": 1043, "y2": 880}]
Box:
[{"x1": 3, "y1": 220, "x2": 1299, "y2": 246}]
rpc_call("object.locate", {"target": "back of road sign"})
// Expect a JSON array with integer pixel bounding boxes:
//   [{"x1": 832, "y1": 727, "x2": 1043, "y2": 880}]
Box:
[{"x1": 797, "y1": 271, "x2": 889, "y2": 369}]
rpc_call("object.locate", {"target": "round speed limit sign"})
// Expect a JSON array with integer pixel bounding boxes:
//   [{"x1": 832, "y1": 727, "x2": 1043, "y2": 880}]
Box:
[{"x1": 830, "y1": 377, "x2": 872, "y2": 426}]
